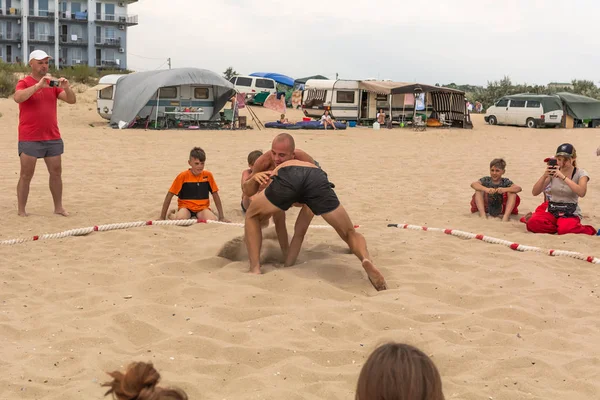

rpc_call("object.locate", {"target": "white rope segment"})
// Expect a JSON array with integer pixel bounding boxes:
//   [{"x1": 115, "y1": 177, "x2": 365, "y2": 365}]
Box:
[
  {"x1": 388, "y1": 223, "x2": 600, "y2": 265},
  {"x1": 0, "y1": 219, "x2": 342, "y2": 246}
]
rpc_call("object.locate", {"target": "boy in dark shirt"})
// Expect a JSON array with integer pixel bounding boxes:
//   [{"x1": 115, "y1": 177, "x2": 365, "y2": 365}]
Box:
[{"x1": 470, "y1": 158, "x2": 522, "y2": 222}]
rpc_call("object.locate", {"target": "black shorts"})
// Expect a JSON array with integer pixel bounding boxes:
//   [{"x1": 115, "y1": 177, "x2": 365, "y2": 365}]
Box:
[
  {"x1": 18, "y1": 139, "x2": 64, "y2": 158},
  {"x1": 264, "y1": 166, "x2": 340, "y2": 215}
]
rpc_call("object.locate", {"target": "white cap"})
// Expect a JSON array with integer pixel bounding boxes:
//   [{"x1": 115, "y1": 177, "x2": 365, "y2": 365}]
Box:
[{"x1": 29, "y1": 50, "x2": 52, "y2": 62}]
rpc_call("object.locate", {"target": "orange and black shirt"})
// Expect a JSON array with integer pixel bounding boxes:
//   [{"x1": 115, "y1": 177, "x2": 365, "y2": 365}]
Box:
[{"x1": 169, "y1": 169, "x2": 219, "y2": 212}]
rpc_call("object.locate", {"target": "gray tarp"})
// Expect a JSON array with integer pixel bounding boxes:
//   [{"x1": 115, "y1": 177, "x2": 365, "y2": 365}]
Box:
[
  {"x1": 556, "y1": 92, "x2": 600, "y2": 120},
  {"x1": 110, "y1": 68, "x2": 235, "y2": 127}
]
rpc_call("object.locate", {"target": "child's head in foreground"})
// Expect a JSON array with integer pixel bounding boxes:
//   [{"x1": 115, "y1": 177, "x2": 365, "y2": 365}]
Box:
[
  {"x1": 188, "y1": 147, "x2": 206, "y2": 173},
  {"x1": 103, "y1": 361, "x2": 188, "y2": 400},
  {"x1": 247, "y1": 150, "x2": 263, "y2": 168},
  {"x1": 489, "y1": 158, "x2": 506, "y2": 179},
  {"x1": 355, "y1": 342, "x2": 445, "y2": 400}
]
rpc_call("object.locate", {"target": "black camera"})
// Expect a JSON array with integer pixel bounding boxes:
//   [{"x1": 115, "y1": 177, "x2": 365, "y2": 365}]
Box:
[
  {"x1": 48, "y1": 80, "x2": 60, "y2": 87},
  {"x1": 547, "y1": 158, "x2": 557, "y2": 167}
]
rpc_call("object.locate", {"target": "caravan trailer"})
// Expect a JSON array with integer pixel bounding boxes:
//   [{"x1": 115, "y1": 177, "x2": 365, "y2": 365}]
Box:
[
  {"x1": 301, "y1": 79, "x2": 428, "y2": 122},
  {"x1": 301, "y1": 80, "x2": 360, "y2": 120},
  {"x1": 96, "y1": 74, "x2": 126, "y2": 120},
  {"x1": 96, "y1": 76, "x2": 220, "y2": 122}
]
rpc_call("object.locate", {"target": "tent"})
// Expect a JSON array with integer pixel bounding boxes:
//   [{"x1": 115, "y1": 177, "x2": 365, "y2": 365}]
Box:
[
  {"x1": 249, "y1": 72, "x2": 295, "y2": 87},
  {"x1": 294, "y1": 75, "x2": 328, "y2": 85},
  {"x1": 357, "y1": 81, "x2": 469, "y2": 128},
  {"x1": 294, "y1": 75, "x2": 328, "y2": 90},
  {"x1": 556, "y1": 92, "x2": 600, "y2": 120},
  {"x1": 109, "y1": 68, "x2": 235, "y2": 128}
]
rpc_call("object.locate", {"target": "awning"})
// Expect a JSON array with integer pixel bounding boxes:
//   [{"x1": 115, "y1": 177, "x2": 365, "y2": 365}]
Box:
[
  {"x1": 358, "y1": 81, "x2": 411, "y2": 95},
  {"x1": 88, "y1": 83, "x2": 112, "y2": 91}
]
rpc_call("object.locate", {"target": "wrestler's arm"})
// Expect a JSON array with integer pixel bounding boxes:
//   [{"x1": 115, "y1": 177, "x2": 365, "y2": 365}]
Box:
[{"x1": 294, "y1": 149, "x2": 315, "y2": 164}]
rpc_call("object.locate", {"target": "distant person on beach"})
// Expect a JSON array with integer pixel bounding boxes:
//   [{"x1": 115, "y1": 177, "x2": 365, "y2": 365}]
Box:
[
  {"x1": 244, "y1": 158, "x2": 387, "y2": 291},
  {"x1": 524, "y1": 143, "x2": 596, "y2": 235},
  {"x1": 243, "y1": 133, "x2": 317, "y2": 262},
  {"x1": 160, "y1": 147, "x2": 228, "y2": 222},
  {"x1": 355, "y1": 342, "x2": 445, "y2": 400},
  {"x1": 279, "y1": 114, "x2": 290, "y2": 124},
  {"x1": 103, "y1": 361, "x2": 188, "y2": 400},
  {"x1": 470, "y1": 158, "x2": 522, "y2": 222},
  {"x1": 241, "y1": 150, "x2": 263, "y2": 213},
  {"x1": 377, "y1": 109, "x2": 386, "y2": 124},
  {"x1": 13, "y1": 50, "x2": 76, "y2": 217},
  {"x1": 320, "y1": 110, "x2": 337, "y2": 130}
]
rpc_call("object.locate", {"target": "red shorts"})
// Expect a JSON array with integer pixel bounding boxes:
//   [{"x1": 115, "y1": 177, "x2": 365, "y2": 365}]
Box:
[{"x1": 470, "y1": 192, "x2": 520, "y2": 215}]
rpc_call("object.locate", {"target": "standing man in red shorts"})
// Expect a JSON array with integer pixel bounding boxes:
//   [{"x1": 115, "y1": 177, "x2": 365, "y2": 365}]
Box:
[{"x1": 13, "y1": 50, "x2": 76, "y2": 216}]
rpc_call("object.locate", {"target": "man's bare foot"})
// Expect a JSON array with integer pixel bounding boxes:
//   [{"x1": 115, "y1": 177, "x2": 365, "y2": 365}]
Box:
[
  {"x1": 249, "y1": 265, "x2": 262, "y2": 275},
  {"x1": 54, "y1": 208, "x2": 69, "y2": 216},
  {"x1": 18, "y1": 211, "x2": 29, "y2": 217},
  {"x1": 362, "y1": 259, "x2": 387, "y2": 291}
]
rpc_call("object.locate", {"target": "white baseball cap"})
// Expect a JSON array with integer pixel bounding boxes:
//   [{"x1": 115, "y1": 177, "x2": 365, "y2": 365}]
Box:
[{"x1": 29, "y1": 50, "x2": 52, "y2": 62}]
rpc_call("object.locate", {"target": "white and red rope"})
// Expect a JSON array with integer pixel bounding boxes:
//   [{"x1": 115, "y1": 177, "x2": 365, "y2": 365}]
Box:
[
  {"x1": 0, "y1": 219, "x2": 357, "y2": 246},
  {"x1": 388, "y1": 223, "x2": 600, "y2": 264}
]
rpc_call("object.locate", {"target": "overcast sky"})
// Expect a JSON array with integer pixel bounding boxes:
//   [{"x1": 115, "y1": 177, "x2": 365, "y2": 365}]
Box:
[{"x1": 127, "y1": 0, "x2": 598, "y2": 86}]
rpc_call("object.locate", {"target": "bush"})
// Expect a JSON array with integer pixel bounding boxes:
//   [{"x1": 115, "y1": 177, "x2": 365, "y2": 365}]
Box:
[{"x1": 0, "y1": 70, "x2": 18, "y2": 98}]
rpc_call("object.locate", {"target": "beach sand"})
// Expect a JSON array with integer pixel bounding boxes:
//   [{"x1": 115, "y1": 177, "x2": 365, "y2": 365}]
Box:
[{"x1": 0, "y1": 88, "x2": 599, "y2": 399}]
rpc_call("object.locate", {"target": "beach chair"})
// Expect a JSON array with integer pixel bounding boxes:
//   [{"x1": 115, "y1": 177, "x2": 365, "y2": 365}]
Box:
[
  {"x1": 412, "y1": 115, "x2": 426, "y2": 131},
  {"x1": 222, "y1": 109, "x2": 238, "y2": 128},
  {"x1": 439, "y1": 113, "x2": 452, "y2": 129}
]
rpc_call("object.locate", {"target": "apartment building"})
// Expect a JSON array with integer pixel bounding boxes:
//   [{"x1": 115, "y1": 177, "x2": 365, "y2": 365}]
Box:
[{"x1": 0, "y1": 0, "x2": 138, "y2": 69}]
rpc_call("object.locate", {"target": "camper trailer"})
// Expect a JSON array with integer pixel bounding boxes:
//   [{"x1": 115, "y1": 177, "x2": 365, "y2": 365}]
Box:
[
  {"x1": 96, "y1": 75, "x2": 220, "y2": 122},
  {"x1": 96, "y1": 74, "x2": 126, "y2": 120},
  {"x1": 301, "y1": 79, "x2": 429, "y2": 122}
]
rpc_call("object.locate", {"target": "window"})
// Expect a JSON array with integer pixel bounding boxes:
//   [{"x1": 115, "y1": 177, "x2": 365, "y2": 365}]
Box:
[
  {"x1": 509, "y1": 100, "x2": 525, "y2": 108},
  {"x1": 159, "y1": 86, "x2": 177, "y2": 98},
  {"x1": 255, "y1": 78, "x2": 274, "y2": 89},
  {"x1": 194, "y1": 87, "x2": 209, "y2": 99},
  {"x1": 495, "y1": 98, "x2": 508, "y2": 107},
  {"x1": 99, "y1": 85, "x2": 113, "y2": 100},
  {"x1": 38, "y1": 0, "x2": 48, "y2": 14},
  {"x1": 105, "y1": 3, "x2": 115, "y2": 20},
  {"x1": 105, "y1": 49, "x2": 115, "y2": 60},
  {"x1": 526, "y1": 100, "x2": 541, "y2": 108},
  {"x1": 71, "y1": 24, "x2": 82, "y2": 39},
  {"x1": 375, "y1": 94, "x2": 388, "y2": 101},
  {"x1": 235, "y1": 77, "x2": 252, "y2": 87},
  {"x1": 105, "y1": 27, "x2": 115, "y2": 38},
  {"x1": 72, "y1": 48, "x2": 82, "y2": 60},
  {"x1": 229, "y1": 77, "x2": 236, "y2": 84},
  {"x1": 71, "y1": 2, "x2": 81, "y2": 12},
  {"x1": 336, "y1": 90, "x2": 355, "y2": 104}
]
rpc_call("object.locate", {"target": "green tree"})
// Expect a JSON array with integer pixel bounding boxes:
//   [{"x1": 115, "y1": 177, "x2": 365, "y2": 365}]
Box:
[{"x1": 223, "y1": 66, "x2": 238, "y2": 81}]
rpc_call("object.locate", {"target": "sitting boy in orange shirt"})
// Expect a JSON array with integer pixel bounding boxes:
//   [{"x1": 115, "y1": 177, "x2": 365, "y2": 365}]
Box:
[{"x1": 160, "y1": 147, "x2": 227, "y2": 221}]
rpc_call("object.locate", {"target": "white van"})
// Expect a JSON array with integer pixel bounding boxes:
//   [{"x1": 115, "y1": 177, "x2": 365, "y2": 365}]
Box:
[
  {"x1": 484, "y1": 95, "x2": 563, "y2": 128},
  {"x1": 229, "y1": 75, "x2": 277, "y2": 99},
  {"x1": 95, "y1": 74, "x2": 126, "y2": 120}
]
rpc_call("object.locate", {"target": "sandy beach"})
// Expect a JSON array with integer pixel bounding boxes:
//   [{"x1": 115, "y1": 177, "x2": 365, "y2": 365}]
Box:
[{"x1": 0, "y1": 88, "x2": 599, "y2": 400}]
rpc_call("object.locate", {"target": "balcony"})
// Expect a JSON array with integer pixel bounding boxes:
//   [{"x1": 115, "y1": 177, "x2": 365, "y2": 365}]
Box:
[
  {"x1": 95, "y1": 36, "x2": 121, "y2": 47},
  {"x1": 29, "y1": 33, "x2": 55, "y2": 44},
  {"x1": 95, "y1": 13, "x2": 138, "y2": 26},
  {"x1": 0, "y1": 32, "x2": 22, "y2": 42},
  {"x1": 0, "y1": 8, "x2": 22, "y2": 18},
  {"x1": 96, "y1": 59, "x2": 121, "y2": 68},
  {"x1": 29, "y1": 10, "x2": 56, "y2": 20},
  {"x1": 58, "y1": 11, "x2": 88, "y2": 23},
  {"x1": 60, "y1": 34, "x2": 88, "y2": 46},
  {"x1": 60, "y1": 58, "x2": 89, "y2": 67}
]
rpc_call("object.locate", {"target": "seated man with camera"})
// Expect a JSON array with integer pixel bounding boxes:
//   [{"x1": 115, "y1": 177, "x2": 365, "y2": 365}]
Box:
[
  {"x1": 525, "y1": 143, "x2": 596, "y2": 235},
  {"x1": 13, "y1": 50, "x2": 76, "y2": 217}
]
